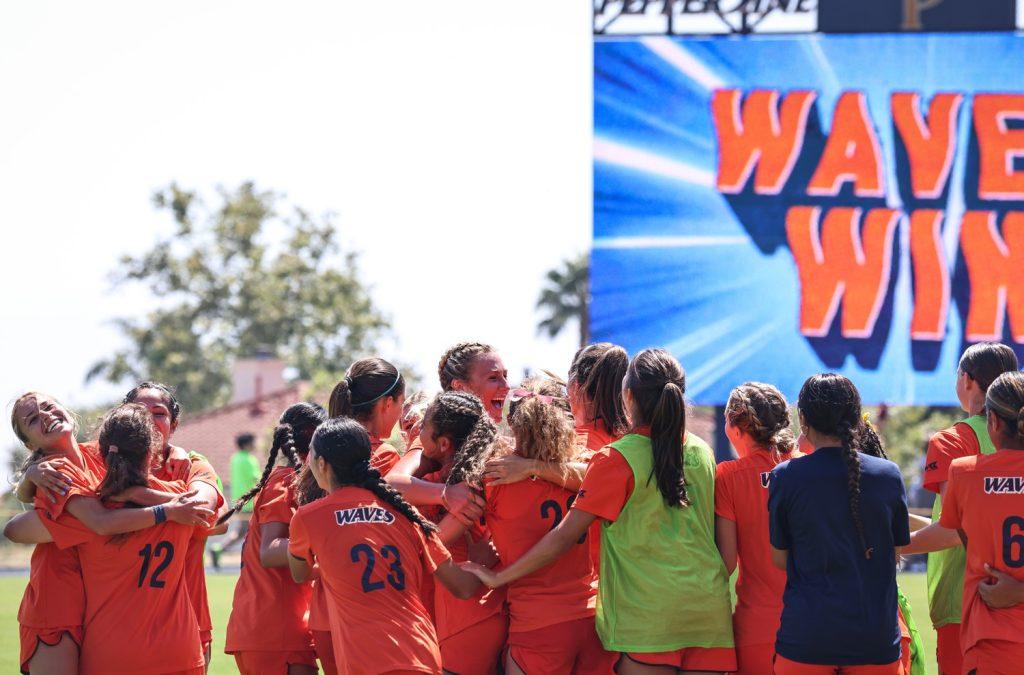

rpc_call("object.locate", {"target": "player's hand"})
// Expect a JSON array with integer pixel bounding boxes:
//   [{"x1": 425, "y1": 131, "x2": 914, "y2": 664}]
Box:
[
  {"x1": 166, "y1": 490, "x2": 215, "y2": 527},
  {"x1": 459, "y1": 561, "x2": 502, "y2": 588},
  {"x1": 26, "y1": 458, "x2": 73, "y2": 503},
  {"x1": 467, "y1": 536, "x2": 500, "y2": 568},
  {"x1": 483, "y1": 454, "x2": 534, "y2": 486},
  {"x1": 979, "y1": 564, "x2": 1024, "y2": 609},
  {"x1": 442, "y1": 483, "x2": 485, "y2": 526}
]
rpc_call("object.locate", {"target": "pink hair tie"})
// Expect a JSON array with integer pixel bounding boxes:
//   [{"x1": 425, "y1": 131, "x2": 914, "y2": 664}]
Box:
[{"x1": 108, "y1": 445, "x2": 119, "y2": 454}]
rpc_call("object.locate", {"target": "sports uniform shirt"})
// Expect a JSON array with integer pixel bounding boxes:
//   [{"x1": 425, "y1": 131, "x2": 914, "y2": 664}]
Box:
[
  {"x1": 768, "y1": 448, "x2": 909, "y2": 665},
  {"x1": 576, "y1": 421, "x2": 621, "y2": 572},
  {"x1": 923, "y1": 417, "x2": 994, "y2": 628},
  {"x1": 715, "y1": 449, "x2": 796, "y2": 646},
  {"x1": 289, "y1": 487, "x2": 450, "y2": 675},
  {"x1": 484, "y1": 476, "x2": 596, "y2": 633},
  {"x1": 225, "y1": 465, "x2": 313, "y2": 653},
  {"x1": 19, "y1": 442, "x2": 104, "y2": 630},
  {"x1": 940, "y1": 450, "x2": 1024, "y2": 653}
]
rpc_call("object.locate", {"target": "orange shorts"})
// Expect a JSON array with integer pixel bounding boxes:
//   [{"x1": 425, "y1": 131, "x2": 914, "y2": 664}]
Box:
[
  {"x1": 935, "y1": 623, "x2": 962, "y2": 675},
  {"x1": 507, "y1": 617, "x2": 615, "y2": 674},
  {"x1": 736, "y1": 642, "x2": 775, "y2": 675},
  {"x1": 19, "y1": 625, "x2": 82, "y2": 674},
  {"x1": 773, "y1": 654, "x2": 900, "y2": 675},
  {"x1": 440, "y1": 612, "x2": 508, "y2": 675},
  {"x1": 622, "y1": 646, "x2": 737, "y2": 672},
  {"x1": 312, "y1": 630, "x2": 338, "y2": 675},
  {"x1": 963, "y1": 638, "x2": 1024, "y2": 675},
  {"x1": 233, "y1": 649, "x2": 318, "y2": 675}
]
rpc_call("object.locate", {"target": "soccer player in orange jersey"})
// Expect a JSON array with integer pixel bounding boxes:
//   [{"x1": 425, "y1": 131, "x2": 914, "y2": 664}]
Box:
[
  {"x1": 8, "y1": 404, "x2": 215, "y2": 675},
  {"x1": 288, "y1": 416, "x2": 482, "y2": 675},
  {"x1": 296, "y1": 359, "x2": 408, "y2": 674},
  {"x1": 5, "y1": 393, "x2": 211, "y2": 675},
  {"x1": 479, "y1": 381, "x2": 614, "y2": 674},
  {"x1": 222, "y1": 402, "x2": 328, "y2": 675},
  {"x1": 714, "y1": 382, "x2": 800, "y2": 675},
  {"x1": 123, "y1": 382, "x2": 225, "y2": 668},
  {"x1": 924, "y1": 371, "x2": 1024, "y2": 674}
]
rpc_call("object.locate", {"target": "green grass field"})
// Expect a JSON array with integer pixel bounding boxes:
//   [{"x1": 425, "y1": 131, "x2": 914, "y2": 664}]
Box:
[{"x1": 0, "y1": 572, "x2": 936, "y2": 674}]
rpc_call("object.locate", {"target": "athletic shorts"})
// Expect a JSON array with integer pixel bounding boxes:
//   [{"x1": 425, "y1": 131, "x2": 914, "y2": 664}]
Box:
[
  {"x1": 963, "y1": 638, "x2": 1024, "y2": 675},
  {"x1": 735, "y1": 642, "x2": 774, "y2": 675},
  {"x1": 772, "y1": 654, "x2": 900, "y2": 675},
  {"x1": 440, "y1": 612, "x2": 508, "y2": 675},
  {"x1": 621, "y1": 645, "x2": 736, "y2": 672},
  {"x1": 233, "y1": 649, "x2": 318, "y2": 674},
  {"x1": 935, "y1": 623, "x2": 962, "y2": 675},
  {"x1": 507, "y1": 617, "x2": 614, "y2": 674},
  {"x1": 312, "y1": 630, "x2": 338, "y2": 675},
  {"x1": 19, "y1": 624, "x2": 82, "y2": 674}
]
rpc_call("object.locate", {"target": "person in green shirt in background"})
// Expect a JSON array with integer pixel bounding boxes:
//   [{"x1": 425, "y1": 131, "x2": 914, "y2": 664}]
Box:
[{"x1": 209, "y1": 433, "x2": 261, "y2": 569}]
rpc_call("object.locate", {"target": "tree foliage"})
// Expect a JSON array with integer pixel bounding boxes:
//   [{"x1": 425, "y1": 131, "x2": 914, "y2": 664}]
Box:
[
  {"x1": 87, "y1": 182, "x2": 389, "y2": 413},
  {"x1": 536, "y1": 252, "x2": 589, "y2": 348}
]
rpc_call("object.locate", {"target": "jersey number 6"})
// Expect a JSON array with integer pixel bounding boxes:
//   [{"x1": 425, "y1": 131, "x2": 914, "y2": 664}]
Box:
[{"x1": 1002, "y1": 516, "x2": 1024, "y2": 568}]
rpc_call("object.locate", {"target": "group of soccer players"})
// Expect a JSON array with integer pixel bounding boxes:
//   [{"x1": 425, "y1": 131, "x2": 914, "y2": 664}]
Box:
[{"x1": 6, "y1": 339, "x2": 1024, "y2": 674}]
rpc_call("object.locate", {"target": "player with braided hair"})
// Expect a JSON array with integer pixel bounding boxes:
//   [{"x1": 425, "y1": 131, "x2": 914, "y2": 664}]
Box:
[
  {"x1": 437, "y1": 341, "x2": 510, "y2": 422},
  {"x1": 921, "y1": 371, "x2": 1024, "y2": 672},
  {"x1": 288, "y1": 417, "x2": 481, "y2": 675},
  {"x1": 902, "y1": 342, "x2": 1018, "y2": 675},
  {"x1": 768, "y1": 374, "x2": 909, "y2": 674},
  {"x1": 714, "y1": 382, "x2": 799, "y2": 674},
  {"x1": 224, "y1": 402, "x2": 327, "y2": 675}
]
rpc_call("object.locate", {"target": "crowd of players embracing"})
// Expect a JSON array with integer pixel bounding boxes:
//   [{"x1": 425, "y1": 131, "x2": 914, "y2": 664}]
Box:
[{"x1": 7, "y1": 339, "x2": 1024, "y2": 675}]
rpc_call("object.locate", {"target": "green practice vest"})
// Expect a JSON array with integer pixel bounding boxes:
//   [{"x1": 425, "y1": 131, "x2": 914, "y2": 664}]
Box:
[
  {"x1": 897, "y1": 583, "x2": 926, "y2": 675},
  {"x1": 597, "y1": 433, "x2": 734, "y2": 652},
  {"x1": 926, "y1": 415, "x2": 995, "y2": 627}
]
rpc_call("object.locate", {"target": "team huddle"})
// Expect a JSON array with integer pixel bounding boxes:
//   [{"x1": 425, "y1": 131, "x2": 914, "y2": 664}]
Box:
[{"x1": 7, "y1": 339, "x2": 1024, "y2": 675}]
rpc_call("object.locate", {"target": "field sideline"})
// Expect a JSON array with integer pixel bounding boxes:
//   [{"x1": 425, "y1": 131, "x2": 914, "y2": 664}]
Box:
[{"x1": 0, "y1": 572, "x2": 936, "y2": 674}]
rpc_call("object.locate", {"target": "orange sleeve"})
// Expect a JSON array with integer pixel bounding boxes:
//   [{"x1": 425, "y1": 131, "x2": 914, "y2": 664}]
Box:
[
  {"x1": 149, "y1": 477, "x2": 189, "y2": 494},
  {"x1": 187, "y1": 458, "x2": 224, "y2": 508},
  {"x1": 421, "y1": 529, "x2": 453, "y2": 574},
  {"x1": 571, "y1": 448, "x2": 633, "y2": 523},
  {"x1": 939, "y1": 458, "x2": 971, "y2": 530},
  {"x1": 34, "y1": 463, "x2": 95, "y2": 521},
  {"x1": 372, "y1": 444, "x2": 402, "y2": 477},
  {"x1": 288, "y1": 512, "x2": 313, "y2": 563},
  {"x1": 714, "y1": 461, "x2": 737, "y2": 521},
  {"x1": 923, "y1": 425, "x2": 979, "y2": 494},
  {"x1": 39, "y1": 509, "x2": 96, "y2": 549},
  {"x1": 258, "y1": 471, "x2": 296, "y2": 525}
]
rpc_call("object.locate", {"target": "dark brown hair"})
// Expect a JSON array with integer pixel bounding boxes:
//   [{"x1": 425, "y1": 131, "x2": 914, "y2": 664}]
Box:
[
  {"x1": 328, "y1": 358, "x2": 405, "y2": 421},
  {"x1": 726, "y1": 382, "x2": 795, "y2": 459},
  {"x1": 959, "y1": 342, "x2": 1019, "y2": 392},
  {"x1": 97, "y1": 404, "x2": 160, "y2": 500},
  {"x1": 424, "y1": 391, "x2": 497, "y2": 486},
  {"x1": 123, "y1": 381, "x2": 182, "y2": 424},
  {"x1": 624, "y1": 349, "x2": 688, "y2": 507},
  {"x1": 986, "y1": 371, "x2": 1024, "y2": 446},
  {"x1": 438, "y1": 342, "x2": 495, "y2": 392},
  {"x1": 568, "y1": 342, "x2": 628, "y2": 435}
]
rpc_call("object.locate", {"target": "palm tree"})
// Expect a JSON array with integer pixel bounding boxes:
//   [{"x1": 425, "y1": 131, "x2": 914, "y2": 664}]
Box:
[{"x1": 536, "y1": 253, "x2": 589, "y2": 348}]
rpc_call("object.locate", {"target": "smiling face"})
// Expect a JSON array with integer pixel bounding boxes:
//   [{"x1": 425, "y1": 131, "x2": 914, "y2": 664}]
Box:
[
  {"x1": 451, "y1": 353, "x2": 509, "y2": 422},
  {"x1": 419, "y1": 418, "x2": 454, "y2": 465},
  {"x1": 129, "y1": 388, "x2": 177, "y2": 448},
  {"x1": 13, "y1": 394, "x2": 75, "y2": 454}
]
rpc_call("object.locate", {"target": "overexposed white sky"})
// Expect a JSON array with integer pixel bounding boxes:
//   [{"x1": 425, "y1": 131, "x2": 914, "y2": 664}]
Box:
[{"x1": 0, "y1": 2, "x2": 591, "y2": 476}]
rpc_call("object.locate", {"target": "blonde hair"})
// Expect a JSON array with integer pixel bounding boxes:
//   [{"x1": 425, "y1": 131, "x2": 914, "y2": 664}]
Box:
[{"x1": 508, "y1": 377, "x2": 577, "y2": 466}]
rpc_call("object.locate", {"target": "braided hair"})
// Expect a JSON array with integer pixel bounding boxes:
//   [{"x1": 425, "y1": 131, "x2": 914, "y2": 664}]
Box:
[
  {"x1": 328, "y1": 358, "x2": 405, "y2": 421},
  {"x1": 438, "y1": 342, "x2": 495, "y2": 392},
  {"x1": 217, "y1": 401, "x2": 326, "y2": 525},
  {"x1": 798, "y1": 373, "x2": 874, "y2": 559},
  {"x1": 423, "y1": 391, "x2": 498, "y2": 486},
  {"x1": 725, "y1": 382, "x2": 796, "y2": 461},
  {"x1": 625, "y1": 349, "x2": 689, "y2": 507},
  {"x1": 312, "y1": 417, "x2": 436, "y2": 534},
  {"x1": 568, "y1": 342, "x2": 629, "y2": 435}
]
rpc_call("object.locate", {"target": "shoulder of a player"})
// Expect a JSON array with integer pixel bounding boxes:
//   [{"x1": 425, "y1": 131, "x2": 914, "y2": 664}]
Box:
[
  {"x1": 928, "y1": 424, "x2": 973, "y2": 452},
  {"x1": 948, "y1": 453, "x2": 981, "y2": 475}
]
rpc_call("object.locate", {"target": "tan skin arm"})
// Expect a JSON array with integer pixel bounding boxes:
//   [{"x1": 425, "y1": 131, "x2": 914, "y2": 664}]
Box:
[
  {"x1": 715, "y1": 516, "x2": 738, "y2": 575},
  {"x1": 385, "y1": 450, "x2": 484, "y2": 526},
  {"x1": 289, "y1": 552, "x2": 313, "y2": 584},
  {"x1": 901, "y1": 482, "x2": 961, "y2": 554},
  {"x1": 483, "y1": 454, "x2": 588, "y2": 491},
  {"x1": 260, "y1": 522, "x2": 291, "y2": 568}
]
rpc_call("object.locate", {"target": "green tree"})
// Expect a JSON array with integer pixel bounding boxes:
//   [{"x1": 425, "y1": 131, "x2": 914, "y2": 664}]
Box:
[
  {"x1": 536, "y1": 253, "x2": 589, "y2": 348},
  {"x1": 87, "y1": 182, "x2": 389, "y2": 413}
]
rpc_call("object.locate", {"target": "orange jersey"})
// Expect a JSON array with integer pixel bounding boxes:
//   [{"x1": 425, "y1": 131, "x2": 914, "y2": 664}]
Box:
[
  {"x1": 940, "y1": 451, "x2": 1024, "y2": 652},
  {"x1": 484, "y1": 477, "x2": 596, "y2": 633},
  {"x1": 309, "y1": 439, "x2": 401, "y2": 632},
  {"x1": 19, "y1": 442, "x2": 104, "y2": 630},
  {"x1": 155, "y1": 452, "x2": 223, "y2": 638},
  {"x1": 289, "y1": 487, "x2": 451, "y2": 675},
  {"x1": 52, "y1": 475, "x2": 203, "y2": 674},
  {"x1": 575, "y1": 421, "x2": 621, "y2": 571},
  {"x1": 225, "y1": 465, "x2": 313, "y2": 653},
  {"x1": 715, "y1": 449, "x2": 798, "y2": 646},
  {"x1": 923, "y1": 423, "x2": 982, "y2": 493}
]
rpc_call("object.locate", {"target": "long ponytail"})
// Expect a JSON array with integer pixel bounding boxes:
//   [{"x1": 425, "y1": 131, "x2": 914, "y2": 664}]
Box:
[
  {"x1": 217, "y1": 401, "x2": 326, "y2": 525},
  {"x1": 625, "y1": 349, "x2": 689, "y2": 507},
  {"x1": 569, "y1": 342, "x2": 629, "y2": 435}
]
